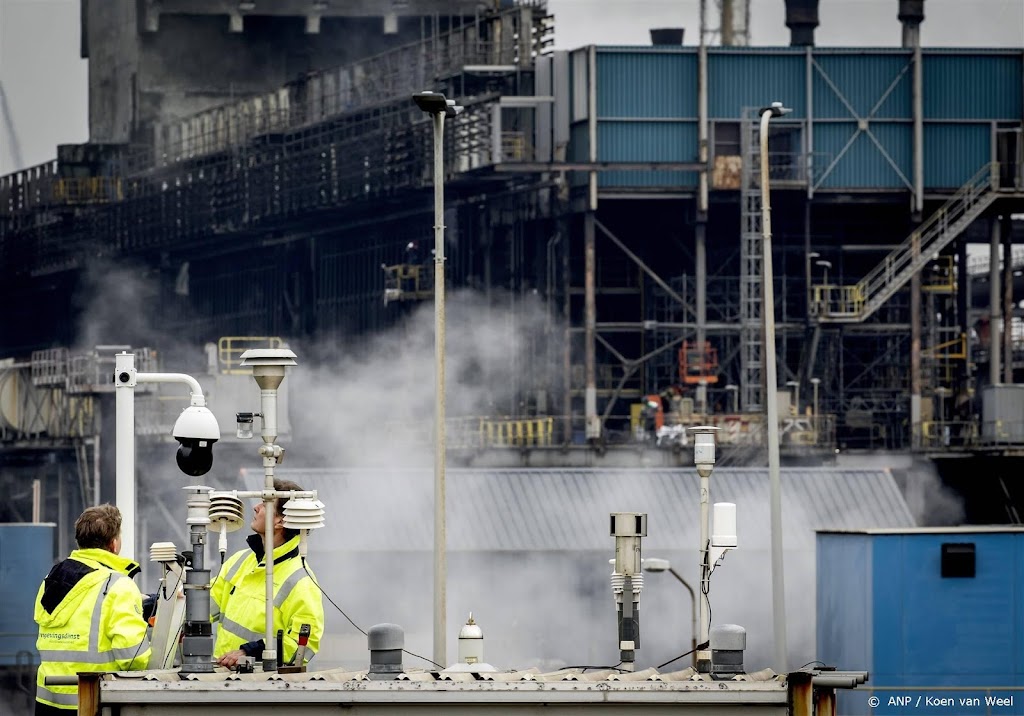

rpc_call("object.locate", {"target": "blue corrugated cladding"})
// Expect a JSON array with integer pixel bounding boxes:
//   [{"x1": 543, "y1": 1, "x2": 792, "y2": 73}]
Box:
[
  {"x1": 594, "y1": 49, "x2": 699, "y2": 188},
  {"x1": 596, "y1": 49, "x2": 697, "y2": 118},
  {"x1": 0, "y1": 524, "x2": 55, "y2": 665},
  {"x1": 924, "y1": 123, "x2": 991, "y2": 189},
  {"x1": 924, "y1": 52, "x2": 1024, "y2": 120},
  {"x1": 579, "y1": 47, "x2": 1022, "y2": 191},
  {"x1": 814, "y1": 121, "x2": 912, "y2": 189},
  {"x1": 819, "y1": 531, "x2": 1024, "y2": 716},
  {"x1": 708, "y1": 50, "x2": 806, "y2": 118},
  {"x1": 598, "y1": 120, "x2": 699, "y2": 187},
  {"x1": 812, "y1": 52, "x2": 913, "y2": 119}
]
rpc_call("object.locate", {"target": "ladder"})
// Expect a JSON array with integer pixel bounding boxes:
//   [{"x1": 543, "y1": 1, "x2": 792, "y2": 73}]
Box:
[
  {"x1": 814, "y1": 162, "x2": 1000, "y2": 323},
  {"x1": 739, "y1": 108, "x2": 764, "y2": 411}
]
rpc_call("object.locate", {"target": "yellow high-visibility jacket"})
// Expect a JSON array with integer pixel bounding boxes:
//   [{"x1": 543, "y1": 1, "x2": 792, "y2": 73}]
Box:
[
  {"x1": 34, "y1": 548, "x2": 152, "y2": 710},
  {"x1": 211, "y1": 534, "x2": 324, "y2": 665}
]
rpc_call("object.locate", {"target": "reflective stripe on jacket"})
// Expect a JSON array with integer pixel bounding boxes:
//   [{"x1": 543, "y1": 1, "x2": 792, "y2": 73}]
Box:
[
  {"x1": 211, "y1": 534, "x2": 324, "y2": 665},
  {"x1": 34, "y1": 548, "x2": 152, "y2": 710}
]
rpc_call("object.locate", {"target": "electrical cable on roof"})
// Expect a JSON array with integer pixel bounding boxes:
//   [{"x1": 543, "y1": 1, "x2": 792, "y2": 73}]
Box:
[
  {"x1": 656, "y1": 640, "x2": 710, "y2": 670},
  {"x1": 302, "y1": 559, "x2": 443, "y2": 670}
]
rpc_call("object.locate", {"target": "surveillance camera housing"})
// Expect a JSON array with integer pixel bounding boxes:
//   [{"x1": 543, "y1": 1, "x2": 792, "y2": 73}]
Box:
[{"x1": 173, "y1": 405, "x2": 221, "y2": 477}]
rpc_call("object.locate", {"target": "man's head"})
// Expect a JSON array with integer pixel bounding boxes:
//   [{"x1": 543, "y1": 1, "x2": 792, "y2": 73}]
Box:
[
  {"x1": 252, "y1": 478, "x2": 303, "y2": 541},
  {"x1": 75, "y1": 503, "x2": 123, "y2": 553}
]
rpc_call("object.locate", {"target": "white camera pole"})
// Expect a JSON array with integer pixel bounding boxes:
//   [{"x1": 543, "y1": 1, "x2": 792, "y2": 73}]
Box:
[{"x1": 114, "y1": 351, "x2": 210, "y2": 562}]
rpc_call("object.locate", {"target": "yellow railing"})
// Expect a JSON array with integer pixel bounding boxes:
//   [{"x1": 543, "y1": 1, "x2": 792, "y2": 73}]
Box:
[
  {"x1": 217, "y1": 336, "x2": 286, "y2": 374},
  {"x1": 480, "y1": 417, "x2": 554, "y2": 448},
  {"x1": 52, "y1": 177, "x2": 123, "y2": 204},
  {"x1": 811, "y1": 283, "x2": 865, "y2": 318}
]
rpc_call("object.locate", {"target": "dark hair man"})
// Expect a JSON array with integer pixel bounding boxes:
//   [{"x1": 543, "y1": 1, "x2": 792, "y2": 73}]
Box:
[
  {"x1": 34, "y1": 503, "x2": 151, "y2": 714},
  {"x1": 212, "y1": 478, "x2": 324, "y2": 669}
]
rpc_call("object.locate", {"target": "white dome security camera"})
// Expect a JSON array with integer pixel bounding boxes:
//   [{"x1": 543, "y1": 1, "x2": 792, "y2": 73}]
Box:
[{"x1": 173, "y1": 405, "x2": 221, "y2": 477}]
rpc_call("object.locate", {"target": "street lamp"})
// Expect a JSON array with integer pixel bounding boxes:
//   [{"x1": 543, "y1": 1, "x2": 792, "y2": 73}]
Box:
[
  {"x1": 806, "y1": 251, "x2": 820, "y2": 316},
  {"x1": 413, "y1": 90, "x2": 463, "y2": 668},
  {"x1": 724, "y1": 384, "x2": 739, "y2": 413},
  {"x1": 759, "y1": 100, "x2": 790, "y2": 673},
  {"x1": 815, "y1": 259, "x2": 832, "y2": 285},
  {"x1": 935, "y1": 386, "x2": 951, "y2": 446},
  {"x1": 785, "y1": 380, "x2": 800, "y2": 416},
  {"x1": 810, "y1": 377, "x2": 821, "y2": 441},
  {"x1": 643, "y1": 558, "x2": 697, "y2": 668}
]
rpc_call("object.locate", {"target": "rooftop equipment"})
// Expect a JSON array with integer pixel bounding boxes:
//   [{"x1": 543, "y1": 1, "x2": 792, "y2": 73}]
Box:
[
  {"x1": 367, "y1": 623, "x2": 405, "y2": 680},
  {"x1": 610, "y1": 511, "x2": 647, "y2": 672}
]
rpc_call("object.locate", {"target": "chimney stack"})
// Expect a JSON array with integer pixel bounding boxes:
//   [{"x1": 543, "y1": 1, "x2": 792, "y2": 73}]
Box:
[
  {"x1": 784, "y1": 0, "x2": 820, "y2": 47},
  {"x1": 898, "y1": 0, "x2": 925, "y2": 48}
]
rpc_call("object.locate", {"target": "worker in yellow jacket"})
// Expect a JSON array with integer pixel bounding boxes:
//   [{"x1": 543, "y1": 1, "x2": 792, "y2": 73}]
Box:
[
  {"x1": 34, "y1": 504, "x2": 152, "y2": 715},
  {"x1": 212, "y1": 478, "x2": 324, "y2": 669}
]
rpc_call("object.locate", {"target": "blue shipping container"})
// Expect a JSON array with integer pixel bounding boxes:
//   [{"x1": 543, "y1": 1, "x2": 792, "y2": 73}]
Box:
[
  {"x1": 817, "y1": 529, "x2": 1024, "y2": 716},
  {"x1": 0, "y1": 524, "x2": 55, "y2": 666}
]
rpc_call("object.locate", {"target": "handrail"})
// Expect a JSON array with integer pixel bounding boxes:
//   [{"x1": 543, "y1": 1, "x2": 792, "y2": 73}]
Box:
[
  {"x1": 858, "y1": 162, "x2": 996, "y2": 307},
  {"x1": 821, "y1": 162, "x2": 998, "y2": 322}
]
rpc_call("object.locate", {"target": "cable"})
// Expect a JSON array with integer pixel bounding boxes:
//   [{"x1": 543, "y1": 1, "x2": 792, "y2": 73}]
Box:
[
  {"x1": 301, "y1": 559, "x2": 366, "y2": 636},
  {"x1": 127, "y1": 563, "x2": 186, "y2": 671},
  {"x1": 702, "y1": 540, "x2": 713, "y2": 634},
  {"x1": 798, "y1": 660, "x2": 826, "y2": 669},
  {"x1": 301, "y1": 559, "x2": 443, "y2": 671},
  {"x1": 563, "y1": 662, "x2": 625, "y2": 673},
  {"x1": 656, "y1": 641, "x2": 710, "y2": 670}
]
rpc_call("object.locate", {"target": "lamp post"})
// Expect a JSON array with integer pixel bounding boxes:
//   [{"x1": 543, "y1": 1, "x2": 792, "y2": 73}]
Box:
[
  {"x1": 810, "y1": 377, "x2": 821, "y2": 442},
  {"x1": 806, "y1": 251, "x2": 820, "y2": 314},
  {"x1": 724, "y1": 384, "x2": 739, "y2": 413},
  {"x1": 643, "y1": 558, "x2": 697, "y2": 668},
  {"x1": 413, "y1": 90, "x2": 463, "y2": 669},
  {"x1": 935, "y1": 386, "x2": 950, "y2": 447},
  {"x1": 759, "y1": 101, "x2": 790, "y2": 673},
  {"x1": 785, "y1": 380, "x2": 800, "y2": 416},
  {"x1": 815, "y1": 259, "x2": 832, "y2": 314}
]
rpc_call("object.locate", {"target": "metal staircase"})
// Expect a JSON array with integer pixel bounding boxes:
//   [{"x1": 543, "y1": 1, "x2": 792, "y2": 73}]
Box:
[{"x1": 814, "y1": 162, "x2": 1000, "y2": 323}]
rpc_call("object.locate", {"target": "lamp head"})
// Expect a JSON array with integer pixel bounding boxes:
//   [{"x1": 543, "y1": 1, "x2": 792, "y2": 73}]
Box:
[
  {"x1": 689, "y1": 426, "x2": 719, "y2": 478},
  {"x1": 642, "y1": 557, "x2": 671, "y2": 573},
  {"x1": 760, "y1": 101, "x2": 792, "y2": 118},
  {"x1": 413, "y1": 91, "x2": 463, "y2": 117}
]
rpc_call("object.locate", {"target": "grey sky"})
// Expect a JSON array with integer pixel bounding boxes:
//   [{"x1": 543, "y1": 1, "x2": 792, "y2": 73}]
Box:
[{"x1": 1, "y1": 0, "x2": 1022, "y2": 175}]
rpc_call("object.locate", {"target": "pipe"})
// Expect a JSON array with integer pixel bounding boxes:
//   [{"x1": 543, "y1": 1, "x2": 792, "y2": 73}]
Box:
[
  {"x1": 696, "y1": 1, "x2": 708, "y2": 415},
  {"x1": 1004, "y1": 215, "x2": 1014, "y2": 384},
  {"x1": 585, "y1": 212, "x2": 598, "y2": 440},
  {"x1": 899, "y1": 0, "x2": 925, "y2": 48},
  {"x1": 991, "y1": 217, "x2": 1002, "y2": 385},
  {"x1": 760, "y1": 107, "x2": 788, "y2": 672},
  {"x1": 584, "y1": 46, "x2": 599, "y2": 441}
]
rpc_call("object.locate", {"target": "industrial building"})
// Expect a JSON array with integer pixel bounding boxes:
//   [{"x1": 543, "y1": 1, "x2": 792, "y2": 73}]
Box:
[{"x1": 0, "y1": 0, "x2": 1022, "y2": 711}]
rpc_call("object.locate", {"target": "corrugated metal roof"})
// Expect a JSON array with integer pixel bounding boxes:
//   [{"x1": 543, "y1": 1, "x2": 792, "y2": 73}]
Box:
[
  {"x1": 132, "y1": 664, "x2": 783, "y2": 685},
  {"x1": 278, "y1": 467, "x2": 914, "y2": 553}
]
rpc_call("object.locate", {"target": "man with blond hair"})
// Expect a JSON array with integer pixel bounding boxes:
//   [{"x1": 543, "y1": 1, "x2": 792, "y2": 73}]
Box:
[{"x1": 34, "y1": 503, "x2": 151, "y2": 714}]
